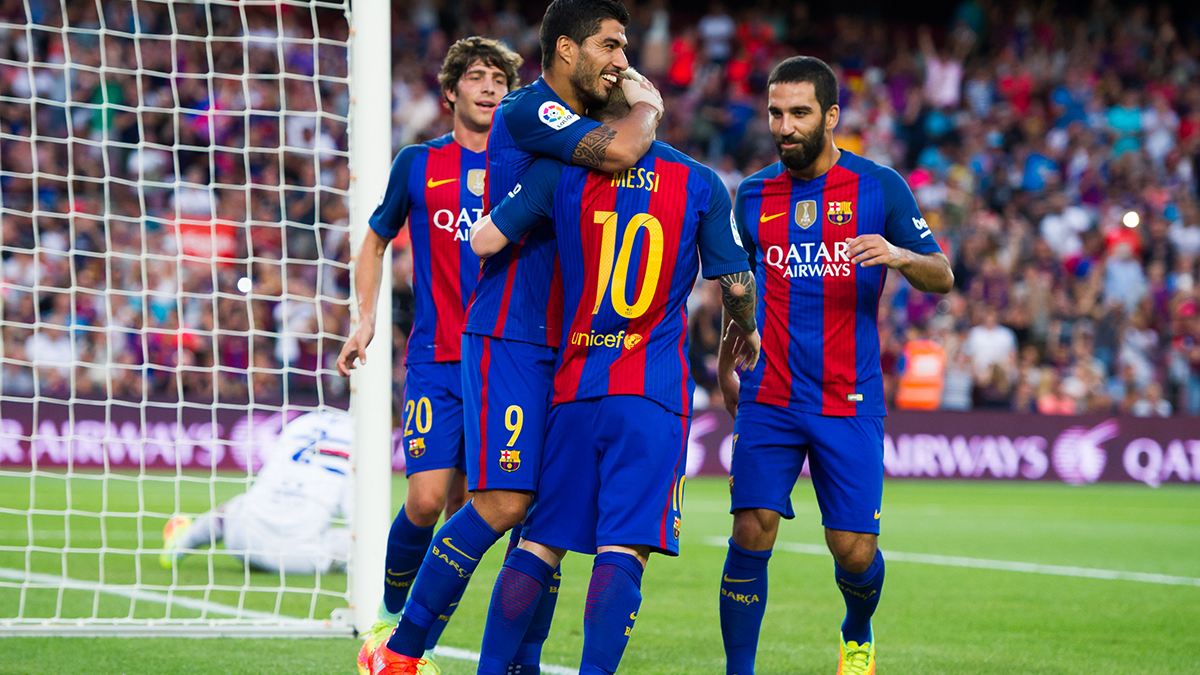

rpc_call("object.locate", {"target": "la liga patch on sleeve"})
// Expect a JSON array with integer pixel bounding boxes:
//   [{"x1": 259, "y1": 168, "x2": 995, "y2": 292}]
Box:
[{"x1": 538, "y1": 101, "x2": 578, "y2": 130}]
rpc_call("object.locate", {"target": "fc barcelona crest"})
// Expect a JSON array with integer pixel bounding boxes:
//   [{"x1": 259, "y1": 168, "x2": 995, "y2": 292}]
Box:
[
  {"x1": 673, "y1": 516, "x2": 681, "y2": 540},
  {"x1": 467, "y1": 169, "x2": 486, "y2": 197},
  {"x1": 827, "y1": 201, "x2": 854, "y2": 225},
  {"x1": 794, "y1": 200, "x2": 817, "y2": 229},
  {"x1": 408, "y1": 437, "x2": 426, "y2": 458},
  {"x1": 499, "y1": 449, "x2": 521, "y2": 472}
]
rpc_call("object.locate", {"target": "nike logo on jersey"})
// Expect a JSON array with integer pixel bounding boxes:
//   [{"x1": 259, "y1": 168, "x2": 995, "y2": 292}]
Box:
[
  {"x1": 441, "y1": 537, "x2": 479, "y2": 561},
  {"x1": 427, "y1": 178, "x2": 458, "y2": 188},
  {"x1": 874, "y1": 510, "x2": 882, "y2": 519},
  {"x1": 629, "y1": 612, "x2": 638, "y2": 620},
  {"x1": 723, "y1": 575, "x2": 757, "y2": 583},
  {"x1": 759, "y1": 212, "x2": 787, "y2": 223},
  {"x1": 553, "y1": 572, "x2": 562, "y2": 579}
]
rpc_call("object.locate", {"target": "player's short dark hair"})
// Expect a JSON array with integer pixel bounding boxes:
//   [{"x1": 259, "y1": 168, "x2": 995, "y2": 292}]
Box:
[
  {"x1": 768, "y1": 56, "x2": 839, "y2": 116},
  {"x1": 438, "y1": 36, "x2": 523, "y2": 111},
  {"x1": 539, "y1": 0, "x2": 630, "y2": 71}
]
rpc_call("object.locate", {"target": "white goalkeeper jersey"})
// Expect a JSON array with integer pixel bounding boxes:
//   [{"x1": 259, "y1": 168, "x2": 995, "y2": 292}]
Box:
[{"x1": 243, "y1": 409, "x2": 354, "y2": 537}]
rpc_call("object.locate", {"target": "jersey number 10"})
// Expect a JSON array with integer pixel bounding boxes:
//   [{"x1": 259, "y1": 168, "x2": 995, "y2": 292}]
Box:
[{"x1": 592, "y1": 210, "x2": 665, "y2": 319}]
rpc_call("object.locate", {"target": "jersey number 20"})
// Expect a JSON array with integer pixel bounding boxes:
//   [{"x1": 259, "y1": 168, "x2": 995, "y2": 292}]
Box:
[{"x1": 592, "y1": 210, "x2": 664, "y2": 319}]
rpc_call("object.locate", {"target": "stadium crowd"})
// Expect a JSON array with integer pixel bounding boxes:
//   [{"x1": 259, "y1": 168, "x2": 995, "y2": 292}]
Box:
[{"x1": 2, "y1": 0, "x2": 1200, "y2": 416}]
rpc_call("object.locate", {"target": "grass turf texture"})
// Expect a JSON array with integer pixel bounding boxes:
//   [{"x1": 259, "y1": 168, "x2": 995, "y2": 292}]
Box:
[{"x1": 1, "y1": 474, "x2": 1198, "y2": 674}]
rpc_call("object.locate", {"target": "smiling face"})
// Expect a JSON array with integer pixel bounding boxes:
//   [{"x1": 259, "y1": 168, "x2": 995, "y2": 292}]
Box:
[
  {"x1": 767, "y1": 81, "x2": 838, "y2": 173},
  {"x1": 446, "y1": 58, "x2": 510, "y2": 131},
  {"x1": 566, "y1": 18, "x2": 629, "y2": 110}
]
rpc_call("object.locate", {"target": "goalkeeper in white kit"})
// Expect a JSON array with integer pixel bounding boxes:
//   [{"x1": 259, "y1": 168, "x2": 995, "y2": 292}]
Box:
[{"x1": 160, "y1": 409, "x2": 354, "y2": 575}]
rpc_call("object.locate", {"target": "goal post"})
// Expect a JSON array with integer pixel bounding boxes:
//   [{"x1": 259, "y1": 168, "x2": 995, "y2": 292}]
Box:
[
  {"x1": 0, "y1": 0, "x2": 392, "y2": 637},
  {"x1": 347, "y1": 0, "x2": 393, "y2": 638}
]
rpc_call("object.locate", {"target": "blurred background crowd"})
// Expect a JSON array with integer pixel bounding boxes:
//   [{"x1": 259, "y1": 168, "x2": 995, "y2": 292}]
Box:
[{"x1": 2, "y1": 0, "x2": 1200, "y2": 417}]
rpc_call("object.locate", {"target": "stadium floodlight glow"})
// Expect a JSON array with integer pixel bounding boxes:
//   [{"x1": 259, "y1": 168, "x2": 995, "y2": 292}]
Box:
[
  {"x1": 237, "y1": 277, "x2": 252, "y2": 294},
  {"x1": 1123, "y1": 211, "x2": 1140, "y2": 228}
]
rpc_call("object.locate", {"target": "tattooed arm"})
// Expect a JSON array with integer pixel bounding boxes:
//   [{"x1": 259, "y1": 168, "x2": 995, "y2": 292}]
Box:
[
  {"x1": 716, "y1": 271, "x2": 760, "y2": 417},
  {"x1": 718, "y1": 270, "x2": 757, "y2": 333},
  {"x1": 570, "y1": 102, "x2": 658, "y2": 173}
]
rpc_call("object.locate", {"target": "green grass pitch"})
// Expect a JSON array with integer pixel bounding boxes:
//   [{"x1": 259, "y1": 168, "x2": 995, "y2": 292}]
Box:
[{"x1": 1, "y1": 473, "x2": 1198, "y2": 674}]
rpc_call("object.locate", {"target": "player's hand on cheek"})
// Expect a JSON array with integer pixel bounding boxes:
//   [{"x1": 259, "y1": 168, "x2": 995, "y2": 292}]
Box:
[{"x1": 847, "y1": 234, "x2": 908, "y2": 269}]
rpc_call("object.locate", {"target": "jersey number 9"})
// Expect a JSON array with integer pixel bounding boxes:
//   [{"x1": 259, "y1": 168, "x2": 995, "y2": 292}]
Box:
[
  {"x1": 504, "y1": 405, "x2": 523, "y2": 447},
  {"x1": 592, "y1": 211, "x2": 665, "y2": 319}
]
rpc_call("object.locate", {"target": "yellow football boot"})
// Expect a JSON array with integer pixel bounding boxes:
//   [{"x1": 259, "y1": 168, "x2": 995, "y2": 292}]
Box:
[
  {"x1": 836, "y1": 631, "x2": 875, "y2": 675},
  {"x1": 159, "y1": 515, "x2": 192, "y2": 568}
]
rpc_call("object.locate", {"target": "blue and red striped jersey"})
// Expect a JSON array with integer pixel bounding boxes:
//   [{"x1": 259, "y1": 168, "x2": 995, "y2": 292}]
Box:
[
  {"x1": 734, "y1": 151, "x2": 942, "y2": 416},
  {"x1": 368, "y1": 133, "x2": 485, "y2": 364},
  {"x1": 464, "y1": 77, "x2": 603, "y2": 347},
  {"x1": 490, "y1": 142, "x2": 750, "y2": 416}
]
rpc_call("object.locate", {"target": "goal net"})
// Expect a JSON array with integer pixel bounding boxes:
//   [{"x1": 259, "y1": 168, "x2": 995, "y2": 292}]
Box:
[{"x1": 0, "y1": 0, "x2": 390, "y2": 637}]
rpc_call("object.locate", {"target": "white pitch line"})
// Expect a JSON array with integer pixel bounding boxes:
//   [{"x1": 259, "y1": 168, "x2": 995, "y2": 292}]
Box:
[
  {"x1": 431, "y1": 645, "x2": 579, "y2": 675},
  {"x1": 701, "y1": 537, "x2": 1200, "y2": 587},
  {"x1": 0, "y1": 567, "x2": 301, "y2": 622},
  {"x1": 0, "y1": 566, "x2": 583, "y2": 671}
]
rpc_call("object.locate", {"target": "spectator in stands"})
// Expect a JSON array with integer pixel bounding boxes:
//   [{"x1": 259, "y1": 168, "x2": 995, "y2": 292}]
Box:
[
  {"x1": 963, "y1": 307, "x2": 1018, "y2": 379},
  {"x1": 4, "y1": 0, "x2": 1200, "y2": 417}
]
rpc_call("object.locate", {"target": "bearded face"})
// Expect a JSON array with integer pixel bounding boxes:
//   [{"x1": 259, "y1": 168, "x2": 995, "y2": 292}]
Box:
[
  {"x1": 569, "y1": 48, "x2": 612, "y2": 110},
  {"x1": 774, "y1": 111, "x2": 828, "y2": 173}
]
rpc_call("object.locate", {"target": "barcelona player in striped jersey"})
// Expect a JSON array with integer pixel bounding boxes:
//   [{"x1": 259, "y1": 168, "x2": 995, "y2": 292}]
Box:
[
  {"x1": 717, "y1": 57, "x2": 954, "y2": 675},
  {"x1": 469, "y1": 85, "x2": 759, "y2": 675},
  {"x1": 335, "y1": 37, "x2": 521, "y2": 674},
  {"x1": 371, "y1": 2, "x2": 663, "y2": 674}
]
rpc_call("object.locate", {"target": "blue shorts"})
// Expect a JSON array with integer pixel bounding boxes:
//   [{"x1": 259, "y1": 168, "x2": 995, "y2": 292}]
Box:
[
  {"x1": 402, "y1": 361, "x2": 466, "y2": 476},
  {"x1": 525, "y1": 396, "x2": 689, "y2": 556},
  {"x1": 462, "y1": 334, "x2": 555, "y2": 492},
  {"x1": 730, "y1": 402, "x2": 884, "y2": 534}
]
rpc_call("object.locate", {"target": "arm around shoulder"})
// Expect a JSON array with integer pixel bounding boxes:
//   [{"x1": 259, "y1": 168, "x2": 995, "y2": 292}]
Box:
[{"x1": 574, "y1": 102, "x2": 658, "y2": 173}]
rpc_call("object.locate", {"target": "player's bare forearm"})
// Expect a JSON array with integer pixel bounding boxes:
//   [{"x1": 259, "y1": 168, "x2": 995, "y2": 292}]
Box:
[
  {"x1": 847, "y1": 234, "x2": 954, "y2": 293},
  {"x1": 717, "y1": 309, "x2": 739, "y2": 417},
  {"x1": 469, "y1": 214, "x2": 510, "y2": 258},
  {"x1": 718, "y1": 270, "x2": 757, "y2": 333},
  {"x1": 336, "y1": 229, "x2": 388, "y2": 375},
  {"x1": 353, "y1": 229, "x2": 389, "y2": 326},
  {"x1": 573, "y1": 103, "x2": 658, "y2": 173},
  {"x1": 896, "y1": 251, "x2": 954, "y2": 293}
]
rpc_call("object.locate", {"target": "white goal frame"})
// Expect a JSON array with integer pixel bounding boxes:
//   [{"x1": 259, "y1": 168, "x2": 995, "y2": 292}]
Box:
[{"x1": 0, "y1": 0, "x2": 392, "y2": 638}]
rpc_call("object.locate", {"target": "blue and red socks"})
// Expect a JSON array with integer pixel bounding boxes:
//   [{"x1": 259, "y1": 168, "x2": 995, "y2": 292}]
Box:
[
  {"x1": 835, "y1": 549, "x2": 885, "y2": 644},
  {"x1": 509, "y1": 561, "x2": 562, "y2": 674},
  {"x1": 719, "y1": 539, "x2": 771, "y2": 675},
  {"x1": 387, "y1": 501, "x2": 500, "y2": 657},
  {"x1": 381, "y1": 506, "x2": 433, "y2": 616},
  {"x1": 579, "y1": 551, "x2": 644, "y2": 675},
  {"x1": 422, "y1": 582, "x2": 468, "y2": 651},
  {"x1": 504, "y1": 525, "x2": 521, "y2": 560},
  {"x1": 477, "y1": 547, "x2": 555, "y2": 674}
]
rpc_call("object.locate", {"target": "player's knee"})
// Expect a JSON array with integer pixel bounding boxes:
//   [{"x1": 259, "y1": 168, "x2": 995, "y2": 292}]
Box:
[
  {"x1": 404, "y1": 491, "x2": 445, "y2": 527},
  {"x1": 731, "y1": 508, "x2": 780, "y2": 550},
  {"x1": 826, "y1": 531, "x2": 877, "y2": 574},
  {"x1": 472, "y1": 490, "x2": 531, "y2": 532}
]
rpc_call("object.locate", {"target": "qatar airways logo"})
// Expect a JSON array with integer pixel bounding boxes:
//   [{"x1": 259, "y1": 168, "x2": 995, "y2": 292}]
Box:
[
  {"x1": 764, "y1": 241, "x2": 853, "y2": 278},
  {"x1": 1051, "y1": 420, "x2": 1117, "y2": 485},
  {"x1": 432, "y1": 207, "x2": 483, "y2": 242}
]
